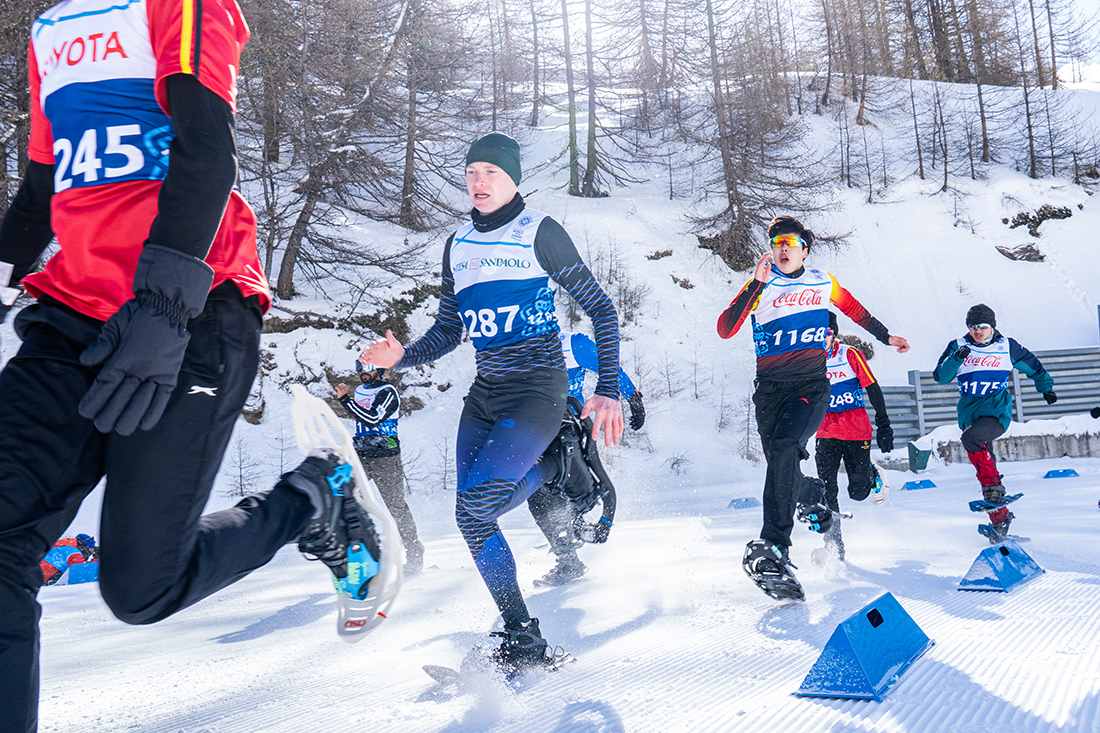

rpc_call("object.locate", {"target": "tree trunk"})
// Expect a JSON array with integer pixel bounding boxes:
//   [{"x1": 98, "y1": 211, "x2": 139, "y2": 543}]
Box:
[
  {"x1": 927, "y1": 0, "x2": 955, "y2": 81},
  {"x1": 1027, "y1": 0, "x2": 1046, "y2": 88},
  {"x1": 902, "y1": 0, "x2": 929, "y2": 79},
  {"x1": 658, "y1": 0, "x2": 671, "y2": 98},
  {"x1": 771, "y1": 0, "x2": 792, "y2": 116},
  {"x1": 561, "y1": 0, "x2": 580, "y2": 196},
  {"x1": 580, "y1": 0, "x2": 599, "y2": 196},
  {"x1": 875, "y1": 0, "x2": 893, "y2": 75},
  {"x1": 946, "y1": 0, "x2": 971, "y2": 81},
  {"x1": 1013, "y1": 4, "x2": 1038, "y2": 178},
  {"x1": 399, "y1": 58, "x2": 419, "y2": 229},
  {"x1": 488, "y1": 0, "x2": 499, "y2": 130},
  {"x1": 261, "y1": 72, "x2": 280, "y2": 163},
  {"x1": 820, "y1": 0, "x2": 833, "y2": 108},
  {"x1": 277, "y1": 191, "x2": 319, "y2": 299},
  {"x1": 704, "y1": 0, "x2": 741, "y2": 234},
  {"x1": 966, "y1": 0, "x2": 990, "y2": 162},
  {"x1": 529, "y1": 0, "x2": 541, "y2": 126},
  {"x1": 788, "y1": 0, "x2": 802, "y2": 114},
  {"x1": 855, "y1": 0, "x2": 870, "y2": 125},
  {"x1": 910, "y1": 79, "x2": 925, "y2": 179},
  {"x1": 1045, "y1": 0, "x2": 1058, "y2": 89}
]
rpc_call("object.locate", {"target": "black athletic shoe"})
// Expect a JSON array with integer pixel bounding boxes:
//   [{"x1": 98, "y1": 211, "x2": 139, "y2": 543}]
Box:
[
  {"x1": 490, "y1": 618, "x2": 552, "y2": 674},
  {"x1": 743, "y1": 539, "x2": 804, "y2": 601},
  {"x1": 535, "y1": 551, "x2": 588, "y2": 587}
]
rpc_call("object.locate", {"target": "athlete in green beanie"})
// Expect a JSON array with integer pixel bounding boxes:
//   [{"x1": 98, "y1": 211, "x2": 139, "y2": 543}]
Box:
[{"x1": 466, "y1": 132, "x2": 522, "y2": 186}]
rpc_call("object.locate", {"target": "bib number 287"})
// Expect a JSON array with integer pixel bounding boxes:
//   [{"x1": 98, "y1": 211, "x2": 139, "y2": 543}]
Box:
[{"x1": 463, "y1": 305, "x2": 520, "y2": 338}]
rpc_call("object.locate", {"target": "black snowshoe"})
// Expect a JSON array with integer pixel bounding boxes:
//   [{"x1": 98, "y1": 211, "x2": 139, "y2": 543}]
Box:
[
  {"x1": 281, "y1": 448, "x2": 382, "y2": 599},
  {"x1": 540, "y1": 398, "x2": 617, "y2": 545},
  {"x1": 423, "y1": 618, "x2": 573, "y2": 687},
  {"x1": 533, "y1": 550, "x2": 588, "y2": 587},
  {"x1": 743, "y1": 539, "x2": 804, "y2": 601}
]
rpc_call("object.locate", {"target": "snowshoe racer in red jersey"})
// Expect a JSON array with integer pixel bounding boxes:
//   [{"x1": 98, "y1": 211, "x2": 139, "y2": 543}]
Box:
[
  {"x1": 0, "y1": 3, "x2": 378, "y2": 730},
  {"x1": 717, "y1": 215, "x2": 909, "y2": 600}
]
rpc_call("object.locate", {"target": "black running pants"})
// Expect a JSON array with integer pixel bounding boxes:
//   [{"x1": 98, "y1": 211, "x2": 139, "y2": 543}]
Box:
[
  {"x1": 815, "y1": 437, "x2": 874, "y2": 511},
  {"x1": 0, "y1": 286, "x2": 313, "y2": 733},
  {"x1": 753, "y1": 377, "x2": 830, "y2": 549}
]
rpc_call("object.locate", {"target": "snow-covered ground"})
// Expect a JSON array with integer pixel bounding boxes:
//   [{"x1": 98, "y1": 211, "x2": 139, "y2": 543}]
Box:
[
  {"x1": 8, "y1": 84, "x2": 1100, "y2": 732},
  {"x1": 38, "y1": 456, "x2": 1100, "y2": 732}
]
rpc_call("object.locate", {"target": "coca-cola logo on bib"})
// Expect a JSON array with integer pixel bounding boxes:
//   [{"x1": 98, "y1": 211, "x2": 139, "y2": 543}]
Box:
[
  {"x1": 964, "y1": 355, "x2": 1003, "y2": 368},
  {"x1": 773, "y1": 289, "x2": 823, "y2": 308}
]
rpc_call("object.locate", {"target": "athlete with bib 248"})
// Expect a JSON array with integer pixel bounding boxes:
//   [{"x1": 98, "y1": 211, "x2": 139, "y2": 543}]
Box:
[
  {"x1": 0, "y1": 3, "x2": 382, "y2": 731},
  {"x1": 360, "y1": 132, "x2": 623, "y2": 673},
  {"x1": 717, "y1": 216, "x2": 909, "y2": 601}
]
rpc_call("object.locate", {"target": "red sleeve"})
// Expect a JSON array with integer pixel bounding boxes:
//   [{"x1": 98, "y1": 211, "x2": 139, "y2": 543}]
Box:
[
  {"x1": 27, "y1": 43, "x2": 53, "y2": 165},
  {"x1": 829, "y1": 274, "x2": 891, "y2": 344},
  {"x1": 147, "y1": 0, "x2": 250, "y2": 115},
  {"x1": 847, "y1": 347, "x2": 877, "y2": 389},
  {"x1": 717, "y1": 278, "x2": 765, "y2": 339}
]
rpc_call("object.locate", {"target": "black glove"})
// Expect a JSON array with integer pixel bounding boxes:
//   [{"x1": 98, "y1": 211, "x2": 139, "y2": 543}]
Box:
[
  {"x1": 627, "y1": 390, "x2": 645, "y2": 431},
  {"x1": 954, "y1": 345, "x2": 971, "y2": 360},
  {"x1": 1043, "y1": 391, "x2": 1057, "y2": 405},
  {"x1": 876, "y1": 425, "x2": 894, "y2": 453},
  {"x1": 79, "y1": 245, "x2": 214, "y2": 435},
  {"x1": 1091, "y1": 407, "x2": 1100, "y2": 419}
]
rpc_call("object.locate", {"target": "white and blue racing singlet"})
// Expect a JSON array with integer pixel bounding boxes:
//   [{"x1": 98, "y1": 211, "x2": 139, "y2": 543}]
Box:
[
  {"x1": 449, "y1": 209, "x2": 559, "y2": 351},
  {"x1": 351, "y1": 384, "x2": 398, "y2": 438},
  {"x1": 955, "y1": 336, "x2": 1012, "y2": 397},
  {"x1": 750, "y1": 267, "x2": 831, "y2": 359},
  {"x1": 825, "y1": 343, "x2": 865, "y2": 413}
]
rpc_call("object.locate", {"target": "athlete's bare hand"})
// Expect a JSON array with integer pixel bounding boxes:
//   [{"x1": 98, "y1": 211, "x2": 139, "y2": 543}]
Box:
[
  {"x1": 359, "y1": 330, "x2": 404, "y2": 369},
  {"x1": 581, "y1": 394, "x2": 624, "y2": 447},
  {"x1": 753, "y1": 252, "x2": 773, "y2": 283},
  {"x1": 889, "y1": 335, "x2": 910, "y2": 353},
  {"x1": 335, "y1": 383, "x2": 350, "y2": 398}
]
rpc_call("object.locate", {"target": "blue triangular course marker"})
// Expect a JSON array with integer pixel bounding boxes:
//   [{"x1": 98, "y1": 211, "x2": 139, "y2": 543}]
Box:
[
  {"x1": 958, "y1": 539, "x2": 1044, "y2": 592},
  {"x1": 902, "y1": 479, "x2": 936, "y2": 490},
  {"x1": 1043, "y1": 469, "x2": 1078, "y2": 478},
  {"x1": 727, "y1": 496, "x2": 762, "y2": 509},
  {"x1": 794, "y1": 592, "x2": 935, "y2": 702}
]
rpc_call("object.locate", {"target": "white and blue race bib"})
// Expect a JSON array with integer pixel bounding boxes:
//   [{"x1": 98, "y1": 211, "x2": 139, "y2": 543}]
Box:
[
  {"x1": 750, "y1": 267, "x2": 831, "y2": 359},
  {"x1": 956, "y1": 336, "x2": 1012, "y2": 397},
  {"x1": 33, "y1": 0, "x2": 173, "y2": 192},
  {"x1": 449, "y1": 209, "x2": 559, "y2": 351},
  {"x1": 825, "y1": 343, "x2": 865, "y2": 412}
]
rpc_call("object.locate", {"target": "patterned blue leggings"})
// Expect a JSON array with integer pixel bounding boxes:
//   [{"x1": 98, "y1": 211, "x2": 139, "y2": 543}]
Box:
[{"x1": 454, "y1": 368, "x2": 568, "y2": 628}]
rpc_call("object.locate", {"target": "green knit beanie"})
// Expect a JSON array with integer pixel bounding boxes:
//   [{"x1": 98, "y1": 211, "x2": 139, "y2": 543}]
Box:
[{"x1": 466, "y1": 133, "x2": 522, "y2": 186}]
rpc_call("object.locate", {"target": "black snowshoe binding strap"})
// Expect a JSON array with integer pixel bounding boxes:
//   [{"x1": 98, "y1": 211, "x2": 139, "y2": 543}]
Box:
[
  {"x1": 795, "y1": 476, "x2": 833, "y2": 534},
  {"x1": 540, "y1": 397, "x2": 617, "y2": 544}
]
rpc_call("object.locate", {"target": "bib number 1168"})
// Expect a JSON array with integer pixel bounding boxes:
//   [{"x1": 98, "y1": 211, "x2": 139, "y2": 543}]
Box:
[{"x1": 772, "y1": 326, "x2": 827, "y2": 348}]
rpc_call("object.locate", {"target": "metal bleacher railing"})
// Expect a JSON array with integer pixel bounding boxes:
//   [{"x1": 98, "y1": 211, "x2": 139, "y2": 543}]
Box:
[{"x1": 870, "y1": 346, "x2": 1100, "y2": 445}]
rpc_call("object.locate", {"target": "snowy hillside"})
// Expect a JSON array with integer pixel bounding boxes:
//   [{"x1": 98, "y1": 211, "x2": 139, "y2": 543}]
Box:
[{"x1": 9, "y1": 79, "x2": 1100, "y2": 732}]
